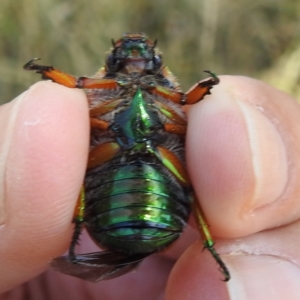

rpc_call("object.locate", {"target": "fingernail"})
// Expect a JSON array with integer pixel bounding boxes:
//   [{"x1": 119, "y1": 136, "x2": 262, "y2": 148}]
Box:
[{"x1": 236, "y1": 100, "x2": 288, "y2": 212}]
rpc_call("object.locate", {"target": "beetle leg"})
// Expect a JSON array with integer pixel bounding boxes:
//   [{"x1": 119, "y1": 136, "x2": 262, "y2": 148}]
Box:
[
  {"x1": 151, "y1": 86, "x2": 184, "y2": 104},
  {"x1": 148, "y1": 145, "x2": 190, "y2": 186},
  {"x1": 77, "y1": 77, "x2": 118, "y2": 89},
  {"x1": 69, "y1": 186, "x2": 85, "y2": 260},
  {"x1": 153, "y1": 100, "x2": 186, "y2": 125},
  {"x1": 151, "y1": 144, "x2": 230, "y2": 281},
  {"x1": 90, "y1": 98, "x2": 124, "y2": 117},
  {"x1": 164, "y1": 124, "x2": 186, "y2": 135},
  {"x1": 193, "y1": 199, "x2": 230, "y2": 281},
  {"x1": 90, "y1": 118, "x2": 109, "y2": 131},
  {"x1": 184, "y1": 71, "x2": 219, "y2": 105},
  {"x1": 24, "y1": 58, "x2": 118, "y2": 89},
  {"x1": 151, "y1": 71, "x2": 219, "y2": 105},
  {"x1": 87, "y1": 142, "x2": 121, "y2": 169},
  {"x1": 152, "y1": 100, "x2": 187, "y2": 135},
  {"x1": 24, "y1": 58, "x2": 78, "y2": 88}
]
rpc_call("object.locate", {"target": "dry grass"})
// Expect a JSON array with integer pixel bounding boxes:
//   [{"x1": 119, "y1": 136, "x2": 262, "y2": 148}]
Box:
[{"x1": 1, "y1": 0, "x2": 300, "y2": 103}]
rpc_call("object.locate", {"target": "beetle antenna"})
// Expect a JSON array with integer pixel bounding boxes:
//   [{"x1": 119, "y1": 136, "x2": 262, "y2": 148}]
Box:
[
  {"x1": 111, "y1": 39, "x2": 115, "y2": 47},
  {"x1": 153, "y1": 39, "x2": 158, "y2": 48}
]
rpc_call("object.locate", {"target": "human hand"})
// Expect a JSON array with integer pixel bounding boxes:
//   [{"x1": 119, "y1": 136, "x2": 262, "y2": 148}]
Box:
[
  {"x1": 167, "y1": 76, "x2": 300, "y2": 299},
  {"x1": 1, "y1": 77, "x2": 300, "y2": 300},
  {"x1": 0, "y1": 81, "x2": 178, "y2": 300}
]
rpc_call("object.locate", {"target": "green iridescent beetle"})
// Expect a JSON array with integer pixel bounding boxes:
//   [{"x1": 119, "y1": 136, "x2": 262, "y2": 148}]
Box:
[{"x1": 24, "y1": 33, "x2": 230, "y2": 282}]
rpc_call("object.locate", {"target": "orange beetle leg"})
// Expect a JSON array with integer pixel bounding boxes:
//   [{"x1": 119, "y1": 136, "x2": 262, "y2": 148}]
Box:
[
  {"x1": 148, "y1": 145, "x2": 190, "y2": 186},
  {"x1": 90, "y1": 98, "x2": 124, "y2": 117},
  {"x1": 153, "y1": 100, "x2": 186, "y2": 125},
  {"x1": 77, "y1": 77, "x2": 118, "y2": 89},
  {"x1": 184, "y1": 71, "x2": 219, "y2": 105},
  {"x1": 164, "y1": 124, "x2": 186, "y2": 135},
  {"x1": 23, "y1": 58, "x2": 77, "y2": 88},
  {"x1": 88, "y1": 142, "x2": 120, "y2": 169},
  {"x1": 42, "y1": 69, "x2": 77, "y2": 88},
  {"x1": 24, "y1": 58, "x2": 118, "y2": 90},
  {"x1": 152, "y1": 86, "x2": 184, "y2": 104},
  {"x1": 90, "y1": 118, "x2": 109, "y2": 131}
]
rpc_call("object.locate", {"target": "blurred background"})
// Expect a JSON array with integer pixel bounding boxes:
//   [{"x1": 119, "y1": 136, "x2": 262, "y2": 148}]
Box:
[{"x1": 1, "y1": 0, "x2": 300, "y2": 104}]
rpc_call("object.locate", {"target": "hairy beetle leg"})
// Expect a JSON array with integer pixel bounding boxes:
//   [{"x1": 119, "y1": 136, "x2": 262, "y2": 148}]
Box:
[
  {"x1": 193, "y1": 200, "x2": 230, "y2": 281},
  {"x1": 90, "y1": 118, "x2": 109, "y2": 131},
  {"x1": 153, "y1": 100, "x2": 187, "y2": 125},
  {"x1": 151, "y1": 71, "x2": 219, "y2": 105},
  {"x1": 87, "y1": 142, "x2": 120, "y2": 169},
  {"x1": 164, "y1": 123, "x2": 186, "y2": 135},
  {"x1": 184, "y1": 71, "x2": 219, "y2": 105},
  {"x1": 153, "y1": 100, "x2": 187, "y2": 135},
  {"x1": 147, "y1": 145, "x2": 190, "y2": 186},
  {"x1": 152, "y1": 86, "x2": 183, "y2": 104},
  {"x1": 77, "y1": 77, "x2": 118, "y2": 89},
  {"x1": 24, "y1": 58, "x2": 119, "y2": 89},
  {"x1": 24, "y1": 58, "x2": 78, "y2": 88},
  {"x1": 90, "y1": 99, "x2": 124, "y2": 118}
]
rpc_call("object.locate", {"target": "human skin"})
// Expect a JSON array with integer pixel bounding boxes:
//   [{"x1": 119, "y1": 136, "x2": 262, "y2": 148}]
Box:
[{"x1": 1, "y1": 77, "x2": 300, "y2": 299}]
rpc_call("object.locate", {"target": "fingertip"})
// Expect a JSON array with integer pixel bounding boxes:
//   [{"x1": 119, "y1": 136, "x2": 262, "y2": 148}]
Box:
[
  {"x1": 165, "y1": 241, "x2": 230, "y2": 300},
  {"x1": 0, "y1": 81, "x2": 89, "y2": 291},
  {"x1": 166, "y1": 240, "x2": 300, "y2": 300},
  {"x1": 186, "y1": 76, "x2": 300, "y2": 238}
]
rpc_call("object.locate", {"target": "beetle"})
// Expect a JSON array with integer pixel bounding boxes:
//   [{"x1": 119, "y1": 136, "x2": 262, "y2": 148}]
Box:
[{"x1": 24, "y1": 33, "x2": 230, "y2": 282}]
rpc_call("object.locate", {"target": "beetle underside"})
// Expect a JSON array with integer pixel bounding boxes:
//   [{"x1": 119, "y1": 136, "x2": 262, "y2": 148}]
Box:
[{"x1": 24, "y1": 32, "x2": 229, "y2": 282}]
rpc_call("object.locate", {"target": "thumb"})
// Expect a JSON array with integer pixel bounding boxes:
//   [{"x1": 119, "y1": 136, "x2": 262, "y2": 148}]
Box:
[
  {"x1": 187, "y1": 76, "x2": 300, "y2": 238},
  {"x1": 166, "y1": 76, "x2": 300, "y2": 299}
]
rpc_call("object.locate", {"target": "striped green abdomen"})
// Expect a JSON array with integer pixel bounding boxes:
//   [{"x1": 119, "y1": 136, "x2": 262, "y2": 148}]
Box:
[{"x1": 84, "y1": 162, "x2": 190, "y2": 255}]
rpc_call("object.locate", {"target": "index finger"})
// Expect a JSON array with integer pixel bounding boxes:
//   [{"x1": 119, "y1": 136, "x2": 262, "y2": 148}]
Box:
[{"x1": 0, "y1": 81, "x2": 89, "y2": 292}]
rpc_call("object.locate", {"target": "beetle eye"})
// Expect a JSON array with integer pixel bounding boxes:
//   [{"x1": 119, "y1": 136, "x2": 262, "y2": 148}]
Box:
[{"x1": 153, "y1": 55, "x2": 162, "y2": 69}]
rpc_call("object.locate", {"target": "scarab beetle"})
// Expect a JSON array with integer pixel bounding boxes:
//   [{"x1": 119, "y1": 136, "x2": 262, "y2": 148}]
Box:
[{"x1": 24, "y1": 33, "x2": 230, "y2": 282}]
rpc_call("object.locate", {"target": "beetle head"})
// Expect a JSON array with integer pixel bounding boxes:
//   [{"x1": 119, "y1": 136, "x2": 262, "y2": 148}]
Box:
[{"x1": 106, "y1": 33, "x2": 162, "y2": 74}]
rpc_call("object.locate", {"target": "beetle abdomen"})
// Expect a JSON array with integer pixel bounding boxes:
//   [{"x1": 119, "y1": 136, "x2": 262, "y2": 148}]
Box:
[{"x1": 84, "y1": 161, "x2": 191, "y2": 255}]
